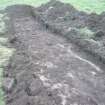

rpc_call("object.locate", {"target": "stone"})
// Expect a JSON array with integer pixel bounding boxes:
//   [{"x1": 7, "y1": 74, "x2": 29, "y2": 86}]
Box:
[
  {"x1": 26, "y1": 78, "x2": 43, "y2": 96},
  {"x1": 94, "y1": 31, "x2": 104, "y2": 40},
  {"x1": 2, "y1": 77, "x2": 15, "y2": 93},
  {"x1": 9, "y1": 36, "x2": 17, "y2": 43}
]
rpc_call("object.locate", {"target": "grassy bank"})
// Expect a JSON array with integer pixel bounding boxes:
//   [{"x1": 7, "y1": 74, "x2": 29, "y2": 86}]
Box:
[
  {"x1": 61, "y1": 0, "x2": 105, "y2": 14},
  {"x1": 0, "y1": 0, "x2": 49, "y2": 9}
]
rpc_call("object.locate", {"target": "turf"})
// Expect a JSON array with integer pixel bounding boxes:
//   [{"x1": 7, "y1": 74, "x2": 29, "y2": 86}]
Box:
[
  {"x1": 0, "y1": 0, "x2": 49, "y2": 9},
  {"x1": 79, "y1": 27, "x2": 94, "y2": 39},
  {"x1": 61, "y1": 0, "x2": 105, "y2": 14}
]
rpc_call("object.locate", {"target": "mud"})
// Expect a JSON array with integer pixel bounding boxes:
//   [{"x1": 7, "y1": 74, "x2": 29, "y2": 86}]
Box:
[{"x1": 2, "y1": 1, "x2": 105, "y2": 105}]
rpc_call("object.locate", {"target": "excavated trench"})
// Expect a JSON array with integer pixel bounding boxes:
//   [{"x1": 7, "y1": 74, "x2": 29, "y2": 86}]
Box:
[{"x1": 2, "y1": 1, "x2": 105, "y2": 105}]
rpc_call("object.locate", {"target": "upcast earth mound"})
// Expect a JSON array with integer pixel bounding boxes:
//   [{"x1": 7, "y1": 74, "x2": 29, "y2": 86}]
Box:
[
  {"x1": 33, "y1": 0, "x2": 105, "y2": 63},
  {"x1": 1, "y1": 0, "x2": 105, "y2": 105}
]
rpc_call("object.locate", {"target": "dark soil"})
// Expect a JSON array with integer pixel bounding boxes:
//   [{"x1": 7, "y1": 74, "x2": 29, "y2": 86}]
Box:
[
  {"x1": 33, "y1": 0, "x2": 105, "y2": 63},
  {"x1": 3, "y1": 1, "x2": 105, "y2": 105}
]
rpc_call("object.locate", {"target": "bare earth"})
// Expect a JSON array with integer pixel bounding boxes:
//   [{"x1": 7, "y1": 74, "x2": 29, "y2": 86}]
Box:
[{"x1": 3, "y1": 3, "x2": 105, "y2": 105}]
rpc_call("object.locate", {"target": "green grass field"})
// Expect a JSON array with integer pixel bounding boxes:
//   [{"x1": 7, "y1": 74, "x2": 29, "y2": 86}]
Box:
[
  {"x1": 61, "y1": 0, "x2": 105, "y2": 14},
  {"x1": 0, "y1": 0, "x2": 49, "y2": 9},
  {"x1": 0, "y1": 0, "x2": 105, "y2": 105},
  {"x1": 0, "y1": 0, "x2": 105, "y2": 13}
]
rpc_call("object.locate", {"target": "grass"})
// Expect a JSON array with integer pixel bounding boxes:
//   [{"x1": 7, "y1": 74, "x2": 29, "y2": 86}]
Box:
[
  {"x1": 78, "y1": 27, "x2": 95, "y2": 39},
  {"x1": 0, "y1": 0, "x2": 50, "y2": 9},
  {"x1": 0, "y1": 47, "x2": 14, "y2": 105},
  {"x1": 61, "y1": 0, "x2": 105, "y2": 14}
]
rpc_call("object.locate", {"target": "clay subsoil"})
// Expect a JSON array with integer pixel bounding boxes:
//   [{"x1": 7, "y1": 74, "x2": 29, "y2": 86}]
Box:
[{"x1": 2, "y1": 1, "x2": 105, "y2": 105}]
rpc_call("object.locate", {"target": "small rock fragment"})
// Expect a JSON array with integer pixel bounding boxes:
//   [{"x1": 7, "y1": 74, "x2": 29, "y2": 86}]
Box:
[
  {"x1": 94, "y1": 31, "x2": 104, "y2": 40},
  {"x1": 95, "y1": 31, "x2": 104, "y2": 37},
  {"x1": 2, "y1": 77, "x2": 15, "y2": 93},
  {"x1": 9, "y1": 36, "x2": 17, "y2": 43},
  {"x1": 26, "y1": 78, "x2": 43, "y2": 96}
]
